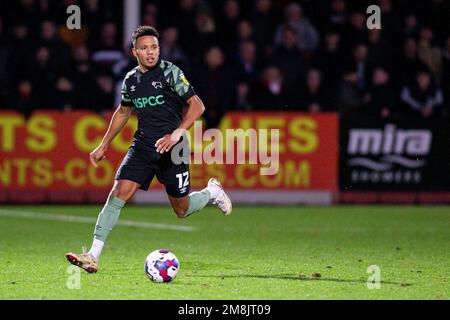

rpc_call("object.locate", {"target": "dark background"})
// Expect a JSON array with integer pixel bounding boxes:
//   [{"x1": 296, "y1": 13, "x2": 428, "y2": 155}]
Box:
[{"x1": 0, "y1": 0, "x2": 449, "y2": 129}]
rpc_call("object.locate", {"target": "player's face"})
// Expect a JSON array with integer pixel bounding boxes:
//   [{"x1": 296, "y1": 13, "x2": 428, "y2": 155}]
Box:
[{"x1": 133, "y1": 35, "x2": 160, "y2": 70}]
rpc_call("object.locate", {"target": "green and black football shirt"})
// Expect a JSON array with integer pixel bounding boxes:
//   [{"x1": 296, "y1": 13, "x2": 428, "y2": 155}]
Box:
[{"x1": 121, "y1": 59, "x2": 196, "y2": 149}]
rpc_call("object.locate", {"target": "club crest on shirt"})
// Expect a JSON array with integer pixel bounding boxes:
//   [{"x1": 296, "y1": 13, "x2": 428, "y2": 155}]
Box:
[
  {"x1": 152, "y1": 81, "x2": 163, "y2": 89},
  {"x1": 180, "y1": 73, "x2": 190, "y2": 86}
]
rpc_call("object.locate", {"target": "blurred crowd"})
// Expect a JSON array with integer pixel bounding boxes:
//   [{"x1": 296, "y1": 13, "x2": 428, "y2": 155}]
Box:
[{"x1": 0, "y1": 0, "x2": 449, "y2": 126}]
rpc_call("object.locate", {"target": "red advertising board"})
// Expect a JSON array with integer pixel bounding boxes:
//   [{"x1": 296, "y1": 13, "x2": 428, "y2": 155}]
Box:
[{"x1": 0, "y1": 111, "x2": 338, "y2": 202}]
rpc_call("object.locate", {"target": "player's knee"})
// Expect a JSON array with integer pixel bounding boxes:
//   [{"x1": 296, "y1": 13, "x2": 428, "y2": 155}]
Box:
[
  {"x1": 111, "y1": 186, "x2": 133, "y2": 202},
  {"x1": 173, "y1": 207, "x2": 186, "y2": 219}
]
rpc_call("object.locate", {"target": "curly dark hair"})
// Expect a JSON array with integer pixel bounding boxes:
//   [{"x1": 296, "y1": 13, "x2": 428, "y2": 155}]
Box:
[{"x1": 131, "y1": 26, "x2": 159, "y2": 48}]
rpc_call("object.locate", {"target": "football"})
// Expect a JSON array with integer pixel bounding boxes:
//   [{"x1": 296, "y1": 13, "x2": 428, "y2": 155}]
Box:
[{"x1": 144, "y1": 249, "x2": 179, "y2": 283}]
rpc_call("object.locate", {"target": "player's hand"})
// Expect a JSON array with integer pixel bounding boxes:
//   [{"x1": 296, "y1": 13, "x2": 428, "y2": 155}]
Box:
[
  {"x1": 155, "y1": 129, "x2": 185, "y2": 154},
  {"x1": 90, "y1": 145, "x2": 107, "y2": 167}
]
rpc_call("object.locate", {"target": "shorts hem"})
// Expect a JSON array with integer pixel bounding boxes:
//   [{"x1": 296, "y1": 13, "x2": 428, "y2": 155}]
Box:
[{"x1": 115, "y1": 176, "x2": 148, "y2": 190}]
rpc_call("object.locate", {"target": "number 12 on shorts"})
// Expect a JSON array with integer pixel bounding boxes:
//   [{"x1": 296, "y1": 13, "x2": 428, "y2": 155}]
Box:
[{"x1": 176, "y1": 172, "x2": 189, "y2": 191}]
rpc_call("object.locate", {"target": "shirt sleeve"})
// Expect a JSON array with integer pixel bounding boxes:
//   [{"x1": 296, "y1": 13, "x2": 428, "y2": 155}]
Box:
[
  {"x1": 165, "y1": 64, "x2": 196, "y2": 102},
  {"x1": 120, "y1": 79, "x2": 134, "y2": 107}
]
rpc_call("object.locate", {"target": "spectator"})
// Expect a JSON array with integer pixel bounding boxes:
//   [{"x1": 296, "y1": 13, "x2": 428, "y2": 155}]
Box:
[
  {"x1": 313, "y1": 31, "x2": 344, "y2": 92},
  {"x1": 0, "y1": 17, "x2": 8, "y2": 105},
  {"x1": 394, "y1": 37, "x2": 429, "y2": 88},
  {"x1": 442, "y1": 36, "x2": 450, "y2": 115},
  {"x1": 174, "y1": 0, "x2": 200, "y2": 57},
  {"x1": 217, "y1": 0, "x2": 241, "y2": 49},
  {"x1": 189, "y1": 7, "x2": 217, "y2": 67},
  {"x1": 270, "y1": 25, "x2": 306, "y2": 90},
  {"x1": 160, "y1": 27, "x2": 190, "y2": 73},
  {"x1": 38, "y1": 0, "x2": 58, "y2": 22},
  {"x1": 82, "y1": 0, "x2": 103, "y2": 32},
  {"x1": 92, "y1": 22, "x2": 124, "y2": 73},
  {"x1": 1, "y1": 0, "x2": 449, "y2": 117},
  {"x1": 252, "y1": 66, "x2": 289, "y2": 110},
  {"x1": 343, "y1": 12, "x2": 367, "y2": 50},
  {"x1": 141, "y1": 3, "x2": 159, "y2": 30},
  {"x1": 31, "y1": 46, "x2": 57, "y2": 107},
  {"x1": 15, "y1": 0, "x2": 40, "y2": 32},
  {"x1": 192, "y1": 46, "x2": 232, "y2": 128},
  {"x1": 351, "y1": 43, "x2": 372, "y2": 93},
  {"x1": 52, "y1": 76, "x2": 75, "y2": 111},
  {"x1": 236, "y1": 20, "x2": 256, "y2": 47},
  {"x1": 417, "y1": 26, "x2": 442, "y2": 83},
  {"x1": 400, "y1": 69, "x2": 443, "y2": 119},
  {"x1": 377, "y1": 0, "x2": 400, "y2": 43},
  {"x1": 112, "y1": 44, "x2": 136, "y2": 106},
  {"x1": 421, "y1": 0, "x2": 450, "y2": 39},
  {"x1": 274, "y1": 3, "x2": 320, "y2": 54},
  {"x1": 40, "y1": 20, "x2": 71, "y2": 70},
  {"x1": 325, "y1": 0, "x2": 348, "y2": 35},
  {"x1": 92, "y1": 73, "x2": 115, "y2": 110},
  {"x1": 226, "y1": 20, "x2": 256, "y2": 59},
  {"x1": 336, "y1": 67, "x2": 365, "y2": 115},
  {"x1": 367, "y1": 29, "x2": 392, "y2": 69},
  {"x1": 71, "y1": 46, "x2": 97, "y2": 109},
  {"x1": 300, "y1": 68, "x2": 333, "y2": 112},
  {"x1": 232, "y1": 80, "x2": 253, "y2": 111},
  {"x1": 11, "y1": 80, "x2": 37, "y2": 117},
  {"x1": 366, "y1": 67, "x2": 395, "y2": 119},
  {"x1": 8, "y1": 23, "x2": 33, "y2": 82},
  {"x1": 251, "y1": 0, "x2": 278, "y2": 57},
  {"x1": 233, "y1": 40, "x2": 260, "y2": 85},
  {"x1": 403, "y1": 14, "x2": 420, "y2": 39}
]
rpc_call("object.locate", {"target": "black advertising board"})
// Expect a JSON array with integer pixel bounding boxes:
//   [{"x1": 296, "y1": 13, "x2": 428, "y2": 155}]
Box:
[{"x1": 340, "y1": 116, "x2": 450, "y2": 191}]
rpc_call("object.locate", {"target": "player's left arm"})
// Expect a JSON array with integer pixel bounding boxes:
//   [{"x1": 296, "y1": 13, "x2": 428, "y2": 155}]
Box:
[
  {"x1": 179, "y1": 95, "x2": 205, "y2": 130},
  {"x1": 155, "y1": 95, "x2": 205, "y2": 153},
  {"x1": 155, "y1": 63, "x2": 205, "y2": 153}
]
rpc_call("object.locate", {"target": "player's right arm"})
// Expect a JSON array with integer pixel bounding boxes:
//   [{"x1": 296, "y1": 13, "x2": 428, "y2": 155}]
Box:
[
  {"x1": 90, "y1": 75, "x2": 135, "y2": 167},
  {"x1": 90, "y1": 104, "x2": 132, "y2": 167}
]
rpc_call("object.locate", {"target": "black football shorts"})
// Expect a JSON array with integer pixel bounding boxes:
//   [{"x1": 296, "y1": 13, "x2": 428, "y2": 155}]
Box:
[{"x1": 115, "y1": 141, "x2": 190, "y2": 198}]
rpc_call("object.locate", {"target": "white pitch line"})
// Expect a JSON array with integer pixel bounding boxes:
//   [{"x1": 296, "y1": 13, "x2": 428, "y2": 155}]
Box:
[{"x1": 0, "y1": 209, "x2": 195, "y2": 232}]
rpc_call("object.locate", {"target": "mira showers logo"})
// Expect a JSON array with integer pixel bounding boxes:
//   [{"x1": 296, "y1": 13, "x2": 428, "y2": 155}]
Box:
[{"x1": 347, "y1": 124, "x2": 432, "y2": 184}]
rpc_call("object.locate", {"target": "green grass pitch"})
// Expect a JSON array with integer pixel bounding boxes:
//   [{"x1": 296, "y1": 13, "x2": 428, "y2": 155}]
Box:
[{"x1": 0, "y1": 204, "x2": 448, "y2": 300}]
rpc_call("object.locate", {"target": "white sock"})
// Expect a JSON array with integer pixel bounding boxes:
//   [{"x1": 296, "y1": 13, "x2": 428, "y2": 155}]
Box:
[
  {"x1": 88, "y1": 238, "x2": 104, "y2": 261},
  {"x1": 206, "y1": 184, "x2": 220, "y2": 200}
]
